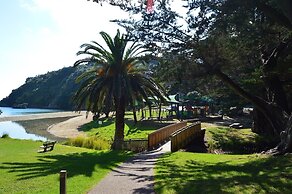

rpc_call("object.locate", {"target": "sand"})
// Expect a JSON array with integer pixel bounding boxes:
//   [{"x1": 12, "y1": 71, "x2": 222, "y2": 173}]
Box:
[{"x1": 48, "y1": 113, "x2": 91, "y2": 138}]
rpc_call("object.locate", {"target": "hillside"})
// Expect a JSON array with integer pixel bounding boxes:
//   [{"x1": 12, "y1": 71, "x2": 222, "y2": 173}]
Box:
[{"x1": 0, "y1": 66, "x2": 88, "y2": 110}]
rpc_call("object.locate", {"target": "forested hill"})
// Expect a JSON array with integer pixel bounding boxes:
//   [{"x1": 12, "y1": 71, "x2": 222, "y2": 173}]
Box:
[{"x1": 0, "y1": 66, "x2": 87, "y2": 110}]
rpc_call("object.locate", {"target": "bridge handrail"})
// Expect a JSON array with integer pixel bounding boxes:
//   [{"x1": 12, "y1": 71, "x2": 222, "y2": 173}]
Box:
[
  {"x1": 171, "y1": 121, "x2": 201, "y2": 152},
  {"x1": 148, "y1": 121, "x2": 187, "y2": 150}
]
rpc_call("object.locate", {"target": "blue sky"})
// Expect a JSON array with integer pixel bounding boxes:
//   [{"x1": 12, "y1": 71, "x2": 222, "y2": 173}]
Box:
[{"x1": 0, "y1": 0, "x2": 127, "y2": 100}]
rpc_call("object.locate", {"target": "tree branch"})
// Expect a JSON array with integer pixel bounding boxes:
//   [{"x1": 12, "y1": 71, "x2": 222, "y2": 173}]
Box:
[{"x1": 254, "y1": 0, "x2": 292, "y2": 30}]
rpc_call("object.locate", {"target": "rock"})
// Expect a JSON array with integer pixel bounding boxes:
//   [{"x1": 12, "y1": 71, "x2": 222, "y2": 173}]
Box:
[{"x1": 229, "y1": 122, "x2": 243, "y2": 129}]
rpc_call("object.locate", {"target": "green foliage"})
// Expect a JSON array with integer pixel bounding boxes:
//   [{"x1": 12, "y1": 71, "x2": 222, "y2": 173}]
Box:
[
  {"x1": 73, "y1": 30, "x2": 168, "y2": 149},
  {"x1": 0, "y1": 66, "x2": 86, "y2": 110},
  {"x1": 1, "y1": 133, "x2": 10, "y2": 138},
  {"x1": 155, "y1": 152, "x2": 292, "y2": 194},
  {"x1": 73, "y1": 30, "x2": 167, "y2": 114},
  {"x1": 0, "y1": 138, "x2": 132, "y2": 194},
  {"x1": 107, "y1": 0, "x2": 292, "y2": 113}
]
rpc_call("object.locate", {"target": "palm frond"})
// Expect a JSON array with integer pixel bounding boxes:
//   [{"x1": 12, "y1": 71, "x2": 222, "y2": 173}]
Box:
[{"x1": 73, "y1": 30, "x2": 167, "y2": 119}]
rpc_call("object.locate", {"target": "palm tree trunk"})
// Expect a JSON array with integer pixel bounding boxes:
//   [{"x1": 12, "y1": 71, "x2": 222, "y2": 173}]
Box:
[{"x1": 112, "y1": 97, "x2": 125, "y2": 150}]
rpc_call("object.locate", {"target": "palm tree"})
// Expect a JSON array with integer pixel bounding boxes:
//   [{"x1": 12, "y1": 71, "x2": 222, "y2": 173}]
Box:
[{"x1": 73, "y1": 30, "x2": 167, "y2": 149}]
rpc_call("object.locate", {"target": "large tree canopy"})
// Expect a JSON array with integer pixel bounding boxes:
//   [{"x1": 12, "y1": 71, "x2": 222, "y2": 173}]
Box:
[
  {"x1": 73, "y1": 30, "x2": 167, "y2": 149},
  {"x1": 88, "y1": 0, "x2": 292, "y2": 155}
]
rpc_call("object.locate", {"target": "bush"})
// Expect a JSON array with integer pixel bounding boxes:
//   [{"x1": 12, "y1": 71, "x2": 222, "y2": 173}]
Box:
[
  {"x1": 65, "y1": 135, "x2": 111, "y2": 150},
  {"x1": 1, "y1": 133, "x2": 10, "y2": 138}
]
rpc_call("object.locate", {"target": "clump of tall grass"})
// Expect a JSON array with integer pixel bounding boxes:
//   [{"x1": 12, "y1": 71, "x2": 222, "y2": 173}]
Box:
[
  {"x1": 1, "y1": 133, "x2": 10, "y2": 138},
  {"x1": 65, "y1": 135, "x2": 111, "y2": 150}
]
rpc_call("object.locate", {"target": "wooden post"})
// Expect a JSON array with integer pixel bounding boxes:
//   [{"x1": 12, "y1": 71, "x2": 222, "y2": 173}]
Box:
[{"x1": 60, "y1": 170, "x2": 67, "y2": 194}]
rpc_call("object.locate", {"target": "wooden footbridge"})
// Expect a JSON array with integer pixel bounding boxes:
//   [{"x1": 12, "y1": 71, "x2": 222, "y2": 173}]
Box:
[{"x1": 123, "y1": 121, "x2": 204, "y2": 152}]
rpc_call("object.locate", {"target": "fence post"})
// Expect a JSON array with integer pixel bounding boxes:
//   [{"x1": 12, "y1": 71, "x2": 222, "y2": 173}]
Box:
[{"x1": 60, "y1": 170, "x2": 67, "y2": 194}]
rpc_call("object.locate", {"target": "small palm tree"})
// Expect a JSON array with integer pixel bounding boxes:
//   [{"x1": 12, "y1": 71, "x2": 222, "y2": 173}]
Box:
[{"x1": 73, "y1": 30, "x2": 167, "y2": 149}]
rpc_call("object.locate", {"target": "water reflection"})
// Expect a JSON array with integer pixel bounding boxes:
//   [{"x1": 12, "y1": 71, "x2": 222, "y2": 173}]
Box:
[
  {"x1": 0, "y1": 121, "x2": 47, "y2": 141},
  {"x1": 0, "y1": 107, "x2": 59, "y2": 116}
]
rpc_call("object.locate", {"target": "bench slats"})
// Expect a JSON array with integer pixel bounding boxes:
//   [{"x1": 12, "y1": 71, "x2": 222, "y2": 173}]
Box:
[{"x1": 39, "y1": 141, "x2": 57, "y2": 152}]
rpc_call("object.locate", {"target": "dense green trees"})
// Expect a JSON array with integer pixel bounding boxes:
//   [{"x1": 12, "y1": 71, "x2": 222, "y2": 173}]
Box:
[
  {"x1": 73, "y1": 30, "x2": 167, "y2": 149},
  {"x1": 87, "y1": 0, "x2": 292, "y2": 154},
  {"x1": 0, "y1": 67, "x2": 84, "y2": 110}
]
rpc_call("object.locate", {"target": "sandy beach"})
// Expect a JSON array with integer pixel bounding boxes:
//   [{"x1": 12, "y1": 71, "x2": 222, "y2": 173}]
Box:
[
  {"x1": 47, "y1": 113, "x2": 91, "y2": 138},
  {"x1": 0, "y1": 111, "x2": 92, "y2": 139}
]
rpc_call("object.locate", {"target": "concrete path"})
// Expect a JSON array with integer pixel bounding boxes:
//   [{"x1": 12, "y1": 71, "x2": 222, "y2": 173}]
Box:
[{"x1": 88, "y1": 141, "x2": 171, "y2": 194}]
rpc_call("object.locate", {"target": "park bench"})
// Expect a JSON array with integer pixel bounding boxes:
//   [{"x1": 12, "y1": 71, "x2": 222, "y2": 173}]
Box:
[{"x1": 39, "y1": 141, "x2": 57, "y2": 152}]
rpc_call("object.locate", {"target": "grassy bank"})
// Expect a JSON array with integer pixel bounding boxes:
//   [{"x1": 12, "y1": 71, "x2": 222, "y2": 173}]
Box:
[
  {"x1": 155, "y1": 152, "x2": 292, "y2": 194},
  {"x1": 202, "y1": 123, "x2": 278, "y2": 154},
  {"x1": 0, "y1": 138, "x2": 132, "y2": 194}
]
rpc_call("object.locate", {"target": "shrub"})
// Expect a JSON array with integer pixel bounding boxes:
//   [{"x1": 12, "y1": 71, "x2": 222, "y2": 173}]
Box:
[
  {"x1": 65, "y1": 135, "x2": 111, "y2": 150},
  {"x1": 1, "y1": 133, "x2": 10, "y2": 138}
]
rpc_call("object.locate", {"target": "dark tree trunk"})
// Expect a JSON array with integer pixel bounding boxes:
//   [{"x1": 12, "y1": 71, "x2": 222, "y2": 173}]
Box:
[
  {"x1": 112, "y1": 97, "x2": 125, "y2": 150},
  {"x1": 158, "y1": 102, "x2": 162, "y2": 120},
  {"x1": 214, "y1": 69, "x2": 291, "y2": 155},
  {"x1": 252, "y1": 74, "x2": 289, "y2": 136},
  {"x1": 264, "y1": 76, "x2": 289, "y2": 111},
  {"x1": 259, "y1": 41, "x2": 292, "y2": 154},
  {"x1": 141, "y1": 108, "x2": 145, "y2": 119},
  {"x1": 266, "y1": 115, "x2": 292, "y2": 155},
  {"x1": 133, "y1": 106, "x2": 137, "y2": 124},
  {"x1": 149, "y1": 106, "x2": 152, "y2": 118},
  {"x1": 214, "y1": 70, "x2": 285, "y2": 136},
  {"x1": 252, "y1": 108, "x2": 275, "y2": 136}
]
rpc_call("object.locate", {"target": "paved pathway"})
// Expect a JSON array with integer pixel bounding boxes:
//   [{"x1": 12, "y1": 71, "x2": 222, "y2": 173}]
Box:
[{"x1": 88, "y1": 142, "x2": 171, "y2": 194}]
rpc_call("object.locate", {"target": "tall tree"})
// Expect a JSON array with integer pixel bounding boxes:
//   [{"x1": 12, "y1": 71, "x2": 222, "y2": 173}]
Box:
[
  {"x1": 73, "y1": 30, "x2": 167, "y2": 149},
  {"x1": 86, "y1": 0, "x2": 292, "y2": 155}
]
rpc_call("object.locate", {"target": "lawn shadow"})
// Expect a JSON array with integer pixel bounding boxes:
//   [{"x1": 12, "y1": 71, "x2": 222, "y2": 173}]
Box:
[
  {"x1": 155, "y1": 154, "x2": 292, "y2": 193},
  {"x1": 0, "y1": 151, "x2": 131, "y2": 180}
]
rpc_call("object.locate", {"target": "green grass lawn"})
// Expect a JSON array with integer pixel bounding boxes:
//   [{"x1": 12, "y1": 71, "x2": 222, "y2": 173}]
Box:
[
  {"x1": 202, "y1": 124, "x2": 278, "y2": 154},
  {"x1": 80, "y1": 115, "x2": 169, "y2": 141},
  {"x1": 0, "y1": 138, "x2": 132, "y2": 194},
  {"x1": 65, "y1": 111, "x2": 171, "y2": 150},
  {"x1": 1, "y1": 116, "x2": 291, "y2": 194},
  {"x1": 155, "y1": 152, "x2": 292, "y2": 194}
]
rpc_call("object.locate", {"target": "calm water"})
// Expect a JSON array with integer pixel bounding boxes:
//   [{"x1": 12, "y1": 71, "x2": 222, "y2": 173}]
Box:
[
  {"x1": 0, "y1": 107, "x2": 60, "y2": 141},
  {"x1": 0, "y1": 106, "x2": 58, "y2": 116}
]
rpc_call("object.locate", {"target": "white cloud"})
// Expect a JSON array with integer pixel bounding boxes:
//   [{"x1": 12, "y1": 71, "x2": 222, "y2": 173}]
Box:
[
  {"x1": 23, "y1": 0, "x2": 128, "y2": 67},
  {"x1": 0, "y1": 0, "x2": 129, "y2": 99}
]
